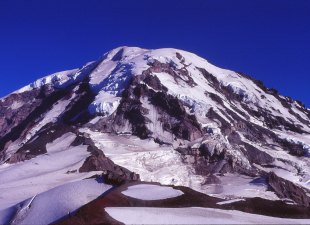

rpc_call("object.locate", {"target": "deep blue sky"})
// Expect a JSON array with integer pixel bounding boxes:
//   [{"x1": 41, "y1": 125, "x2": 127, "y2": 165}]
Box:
[{"x1": 0, "y1": 0, "x2": 309, "y2": 106}]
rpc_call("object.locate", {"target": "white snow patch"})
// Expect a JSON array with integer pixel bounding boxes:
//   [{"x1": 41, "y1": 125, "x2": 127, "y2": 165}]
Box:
[
  {"x1": 284, "y1": 137, "x2": 310, "y2": 156},
  {"x1": 46, "y1": 132, "x2": 76, "y2": 153},
  {"x1": 122, "y1": 184, "x2": 183, "y2": 200},
  {"x1": 14, "y1": 69, "x2": 78, "y2": 94},
  {"x1": 88, "y1": 91, "x2": 121, "y2": 116},
  {"x1": 10, "y1": 101, "x2": 23, "y2": 110},
  {"x1": 217, "y1": 199, "x2": 245, "y2": 205},
  {"x1": 225, "y1": 82, "x2": 258, "y2": 103}
]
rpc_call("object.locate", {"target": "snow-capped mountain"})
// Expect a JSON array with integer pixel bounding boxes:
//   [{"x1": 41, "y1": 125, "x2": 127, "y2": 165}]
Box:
[{"x1": 1, "y1": 46, "x2": 310, "y2": 224}]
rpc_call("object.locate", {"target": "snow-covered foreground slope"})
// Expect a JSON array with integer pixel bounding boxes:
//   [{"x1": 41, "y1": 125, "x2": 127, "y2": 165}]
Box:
[
  {"x1": 106, "y1": 207, "x2": 310, "y2": 224},
  {"x1": 1, "y1": 46, "x2": 310, "y2": 223},
  {"x1": 0, "y1": 179, "x2": 111, "y2": 225},
  {"x1": 0, "y1": 132, "x2": 97, "y2": 210}
]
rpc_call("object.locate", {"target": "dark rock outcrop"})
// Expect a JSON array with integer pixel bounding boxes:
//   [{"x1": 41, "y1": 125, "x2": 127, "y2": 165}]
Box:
[{"x1": 267, "y1": 172, "x2": 310, "y2": 207}]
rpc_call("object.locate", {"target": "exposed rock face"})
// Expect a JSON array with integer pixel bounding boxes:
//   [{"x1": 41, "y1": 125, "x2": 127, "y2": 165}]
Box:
[
  {"x1": 150, "y1": 91, "x2": 202, "y2": 141},
  {"x1": 1, "y1": 46, "x2": 310, "y2": 209},
  {"x1": 267, "y1": 172, "x2": 310, "y2": 207},
  {"x1": 0, "y1": 86, "x2": 64, "y2": 153},
  {"x1": 0, "y1": 91, "x2": 39, "y2": 137},
  {"x1": 8, "y1": 124, "x2": 74, "y2": 163},
  {"x1": 114, "y1": 88, "x2": 152, "y2": 139},
  {"x1": 147, "y1": 59, "x2": 197, "y2": 87},
  {"x1": 101, "y1": 170, "x2": 140, "y2": 185},
  {"x1": 80, "y1": 152, "x2": 140, "y2": 185}
]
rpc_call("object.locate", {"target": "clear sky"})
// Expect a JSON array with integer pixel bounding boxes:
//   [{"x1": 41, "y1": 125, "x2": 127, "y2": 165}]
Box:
[{"x1": 0, "y1": 0, "x2": 309, "y2": 106}]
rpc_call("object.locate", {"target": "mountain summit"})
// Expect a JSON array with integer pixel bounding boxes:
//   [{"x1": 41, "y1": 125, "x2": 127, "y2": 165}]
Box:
[{"x1": 1, "y1": 47, "x2": 310, "y2": 224}]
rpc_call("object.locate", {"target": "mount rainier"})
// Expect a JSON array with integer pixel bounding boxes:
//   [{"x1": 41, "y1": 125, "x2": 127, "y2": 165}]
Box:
[{"x1": 0, "y1": 46, "x2": 310, "y2": 224}]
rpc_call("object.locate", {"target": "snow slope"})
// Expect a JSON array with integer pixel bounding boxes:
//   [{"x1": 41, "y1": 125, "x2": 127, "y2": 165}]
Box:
[
  {"x1": 106, "y1": 207, "x2": 310, "y2": 224},
  {"x1": 3, "y1": 179, "x2": 111, "y2": 225},
  {"x1": 0, "y1": 133, "x2": 96, "y2": 210}
]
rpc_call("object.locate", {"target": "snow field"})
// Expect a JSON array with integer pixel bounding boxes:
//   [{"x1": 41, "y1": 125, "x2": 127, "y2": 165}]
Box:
[
  {"x1": 122, "y1": 184, "x2": 183, "y2": 200},
  {"x1": 106, "y1": 207, "x2": 310, "y2": 224}
]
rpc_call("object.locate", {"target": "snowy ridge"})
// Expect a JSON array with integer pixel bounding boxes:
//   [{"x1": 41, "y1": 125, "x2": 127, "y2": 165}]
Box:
[{"x1": 13, "y1": 46, "x2": 310, "y2": 130}]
